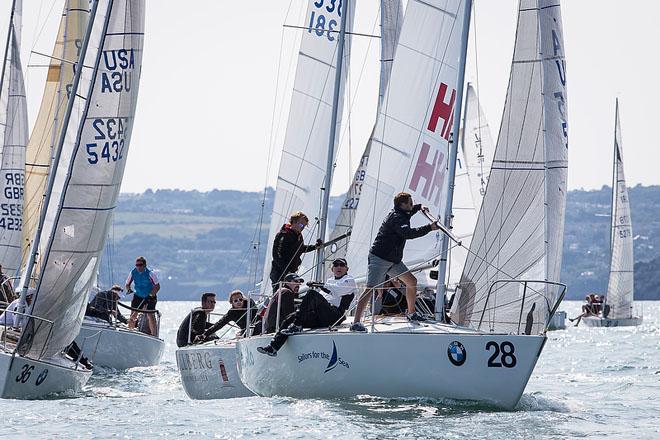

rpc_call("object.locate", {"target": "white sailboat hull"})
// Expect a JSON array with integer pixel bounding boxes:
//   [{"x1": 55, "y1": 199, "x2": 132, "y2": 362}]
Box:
[
  {"x1": 582, "y1": 316, "x2": 642, "y2": 327},
  {"x1": 176, "y1": 339, "x2": 253, "y2": 400},
  {"x1": 237, "y1": 321, "x2": 546, "y2": 409},
  {"x1": 75, "y1": 318, "x2": 164, "y2": 370},
  {"x1": 547, "y1": 311, "x2": 567, "y2": 331},
  {"x1": 0, "y1": 351, "x2": 91, "y2": 399}
]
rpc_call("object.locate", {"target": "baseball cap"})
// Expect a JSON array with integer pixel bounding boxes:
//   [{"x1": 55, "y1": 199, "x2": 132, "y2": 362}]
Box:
[{"x1": 283, "y1": 273, "x2": 304, "y2": 283}]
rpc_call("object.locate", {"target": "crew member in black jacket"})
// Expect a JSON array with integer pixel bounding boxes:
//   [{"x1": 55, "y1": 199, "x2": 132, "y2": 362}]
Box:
[
  {"x1": 351, "y1": 192, "x2": 439, "y2": 332},
  {"x1": 269, "y1": 211, "x2": 323, "y2": 291},
  {"x1": 195, "y1": 290, "x2": 261, "y2": 342}
]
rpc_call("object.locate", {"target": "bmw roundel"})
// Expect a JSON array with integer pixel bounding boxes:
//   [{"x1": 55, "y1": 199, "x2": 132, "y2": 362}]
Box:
[{"x1": 447, "y1": 341, "x2": 466, "y2": 366}]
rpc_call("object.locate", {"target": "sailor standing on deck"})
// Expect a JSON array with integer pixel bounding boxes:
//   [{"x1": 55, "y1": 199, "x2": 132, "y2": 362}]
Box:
[
  {"x1": 270, "y1": 211, "x2": 323, "y2": 291},
  {"x1": 351, "y1": 192, "x2": 439, "y2": 332},
  {"x1": 125, "y1": 256, "x2": 160, "y2": 335}
]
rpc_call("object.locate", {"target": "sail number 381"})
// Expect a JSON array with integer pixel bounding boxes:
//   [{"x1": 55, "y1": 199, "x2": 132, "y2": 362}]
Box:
[{"x1": 486, "y1": 341, "x2": 516, "y2": 368}]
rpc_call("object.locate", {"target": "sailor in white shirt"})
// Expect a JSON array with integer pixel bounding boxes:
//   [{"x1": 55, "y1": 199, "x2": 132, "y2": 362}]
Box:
[
  {"x1": 0, "y1": 290, "x2": 33, "y2": 329},
  {"x1": 257, "y1": 258, "x2": 357, "y2": 357}
]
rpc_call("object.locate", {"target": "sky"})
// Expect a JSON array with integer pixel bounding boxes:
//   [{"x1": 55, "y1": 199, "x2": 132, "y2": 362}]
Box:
[{"x1": 8, "y1": 0, "x2": 660, "y2": 195}]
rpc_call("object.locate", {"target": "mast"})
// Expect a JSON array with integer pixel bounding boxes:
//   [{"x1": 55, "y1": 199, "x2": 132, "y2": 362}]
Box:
[
  {"x1": 17, "y1": 0, "x2": 100, "y2": 310},
  {"x1": 314, "y1": 0, "x2": 349, "y2": 281},
  {"x1": 435, "y1": 0, "x2": 473, "y2": 321},
  {"x1": 605, "y1": 98, "x2": 619, "y2": 309}
]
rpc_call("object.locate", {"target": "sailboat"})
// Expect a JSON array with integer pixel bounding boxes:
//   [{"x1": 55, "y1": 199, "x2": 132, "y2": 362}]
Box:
[
  {"x1": 238, "y1": 0, "x2": 569, "y2": 409},
  {"x1": 176, "y1": 0, "x2": 365, "y2": 400},
  {"x1": 582, "y1": 100, "x2": 641, "y2": 328},
  {"x1": 0, "y1": 0, "x2": 145, "y2": 398}
]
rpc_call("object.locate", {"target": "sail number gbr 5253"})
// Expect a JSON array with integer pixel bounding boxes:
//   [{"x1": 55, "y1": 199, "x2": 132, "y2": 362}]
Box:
[{"x1": 86, "y1": 117, "x2": 128, "y2": 164}]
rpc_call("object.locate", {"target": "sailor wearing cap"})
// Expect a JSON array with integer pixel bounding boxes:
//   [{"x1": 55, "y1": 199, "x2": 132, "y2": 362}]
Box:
[
  {"x1": 263, "y1": 273, "x2": 304, "y2": 334},
  {"x1": 257, "y1": 259, "x2": 357, "y2": 357},
  {"x1": 85, "y1": 284, "x2": 127, "y2": 324}
]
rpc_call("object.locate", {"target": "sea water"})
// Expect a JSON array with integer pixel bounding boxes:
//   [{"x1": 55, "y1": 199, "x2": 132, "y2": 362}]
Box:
[{"x1": 1, "y1": 301, "x2": 658, "y2": 439}]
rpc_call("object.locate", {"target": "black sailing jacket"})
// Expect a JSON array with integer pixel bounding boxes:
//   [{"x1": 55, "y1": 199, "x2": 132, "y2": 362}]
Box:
[{"x1": 369, "y1": 204, "x2": 433, "y2": 263}]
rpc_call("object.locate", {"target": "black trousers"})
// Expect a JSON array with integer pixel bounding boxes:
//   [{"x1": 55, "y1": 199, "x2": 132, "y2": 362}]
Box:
[{"x1": 270, "y1": 290, "x2": 342, "y2": 351}]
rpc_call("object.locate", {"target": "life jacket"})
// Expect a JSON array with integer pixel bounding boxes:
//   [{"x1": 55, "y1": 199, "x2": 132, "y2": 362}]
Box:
[{"x1": 131, "y1": 267, "x2": 155, "y2": 298}]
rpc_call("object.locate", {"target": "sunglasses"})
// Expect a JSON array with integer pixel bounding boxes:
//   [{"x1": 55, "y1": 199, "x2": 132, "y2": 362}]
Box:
[
  {"x1": 332, "y1": 262, "x2": 346, "y2": 267},
  {"x1": 231, "y1": 297, "x2": 243, "y2": 302},
  {"x1": 135, "y1": 262, "x2": 144, "y2": 267}
]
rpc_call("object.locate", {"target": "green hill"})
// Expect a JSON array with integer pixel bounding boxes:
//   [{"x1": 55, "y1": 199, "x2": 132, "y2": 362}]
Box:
[{"x1": 100, "y1": 186, "x2": 660, "y2": 300}]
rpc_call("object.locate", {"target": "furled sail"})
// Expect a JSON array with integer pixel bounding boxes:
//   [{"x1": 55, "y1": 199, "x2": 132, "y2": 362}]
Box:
[
  {"x1": 606, "y1": 100, "x2": 633, "y2": 319},
  {"x1": 452, "y1": 0, "x2": 569, "y2": 335},
  {"x1": 345, "y1": 0, "x2": 470, "y2": 280},
  {"x1": 0, "y1": 0, "x2": 28, "y2": 276},
  {"x1": 261, "y1": 0, "x2": 354, "y2": 289},
  {"x1": 324, "y1": 0, "x2": 403, "y2": 274},
  {"x1": 22, "y1": 1, "x2": 88, "y2": 272},
  {"x1": 446, "y1": 84, "x2": 495, "y2": 287},
  {"x1": 19, "y1": 0, "x2": 145, "y2": 359}
]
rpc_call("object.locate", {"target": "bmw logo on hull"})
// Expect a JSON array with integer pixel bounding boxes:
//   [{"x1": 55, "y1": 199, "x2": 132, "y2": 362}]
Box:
[{"x1": 447, "y1": 341, "x2": 466, "y2": 366}]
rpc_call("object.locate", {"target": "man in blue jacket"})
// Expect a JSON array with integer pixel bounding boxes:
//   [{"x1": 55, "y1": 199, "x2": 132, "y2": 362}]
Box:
[
  {"x1": 351, "y1": 192, "x2": 438, "y2": 332},
  {"x1": 125, "y1": 256, "x2": 160, "y2": 335}
]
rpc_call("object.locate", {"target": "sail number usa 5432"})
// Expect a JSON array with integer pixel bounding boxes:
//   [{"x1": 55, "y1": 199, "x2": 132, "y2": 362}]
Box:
[{"x1": 86, "y1": 117, "x2": 129, "y2": 164}]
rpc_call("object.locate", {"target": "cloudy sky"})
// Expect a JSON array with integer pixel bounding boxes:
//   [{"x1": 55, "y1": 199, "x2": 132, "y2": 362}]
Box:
[{"x1": 9, "y1": 0, "x2": 660, "y2": 194}]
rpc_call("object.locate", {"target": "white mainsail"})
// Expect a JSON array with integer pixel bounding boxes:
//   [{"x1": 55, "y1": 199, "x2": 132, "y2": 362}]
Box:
[
  {"x1": 262, "y1": 0, "x2": 354, "y2": 288},
  {"x1": 19, "y1": 0, "x2": 145, "y2": 359},
  {"x1": 325, "y1": 0, "x2": 403, "y2": 272},
  {"x1": 446, "y1": 84, "x2": 495, "y2": 286},
  {"x1": 606, "y1": 100, "x2": 634, "y2": 319},
  {"x1": 22, "y1": 1, "x2": 88, "y2": 271},
  {"x1": 345, "y1": 0, "x2": 469, "y2": 280},
  {"x1": 452, "y1": 0, "x2": 569, "y2": 335},
  {"x1": 0, "y1": 0, "x2": 28, "y2": 276}
]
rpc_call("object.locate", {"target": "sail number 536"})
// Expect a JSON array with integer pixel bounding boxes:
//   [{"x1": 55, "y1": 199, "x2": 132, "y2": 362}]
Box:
[{"x1": 486, "y1": 341, "x2": 516, "y2": 368}]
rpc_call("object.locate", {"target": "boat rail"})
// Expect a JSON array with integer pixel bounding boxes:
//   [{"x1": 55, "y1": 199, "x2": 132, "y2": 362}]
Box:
[
  {"x1": 0, "y1": 310, "x2": 55, "y2": 360},
  {"x1": 479, "y1": 279, "x2": 567, "y2": 334},
  {"x1": 185, "y1": 309, "x2": 242, "y2": 346},
  {"x1": 115, "y1": 301, "x2": 161, "y2": 337}
]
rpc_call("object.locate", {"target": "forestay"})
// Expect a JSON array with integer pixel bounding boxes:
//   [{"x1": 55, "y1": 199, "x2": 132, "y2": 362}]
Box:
[
  {"x1": 325, "y1": 0, "x2": 403, "y2": 274},
  {"x1": 0, "y1": 0, "x2": 28, "y2": 276},
  {"x1": 346, "y1": 0, "x2": 469, "y2": 280},
  {"x1": 262, "y1": 0, "x2": 354, "y2": 289},
  {"x1": 22, "y1": 1, "x2": 88, "y2": 273},
  {"x1": 606, "y1": 100, "x2": 634, "y2": 319},
  {"x1": 447, "y1": 84, "x2": 495, "y2": 287},
  {"x1": 452, "y1": 0, "x2": 569, "y2": 335},
  {"x1": 19, "y1": 0, "x2": 145, "y2": 359}
]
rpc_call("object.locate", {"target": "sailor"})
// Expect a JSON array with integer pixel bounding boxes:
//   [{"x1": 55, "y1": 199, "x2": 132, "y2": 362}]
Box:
[
  {"x1": 263, "y1": 273, "x2": 303, "y2": 334},
  {"x1": 86, "y1": 284, "x2": 127, "y2": 324},
  {"x1": 125, "y1": 256, "x2": 160, "y2": 335},
  {"x1": 195, "y1": 290, "x2": 261, "y2": 343},
  {"x1": 176, "y1": 292, "x2": 217, "y2": 347},
  {"x1": 270, "y1": 211, "x2": 323, "y2": 290},
  {"x1": 257, "y1": 258, "x2": 357, "y2": 357},
  {"x1": 0, "y1": 290, "x2": 32, "y2": 328},
  {"x1": 351, "y1": 192, "x2": 439, "y2": 332},
  {"x1": 569, "y1": 294, "x2": 597, "y2": 326},
  {"x1": 0, "y1": 264, "x2": 14, "y2": 304}
]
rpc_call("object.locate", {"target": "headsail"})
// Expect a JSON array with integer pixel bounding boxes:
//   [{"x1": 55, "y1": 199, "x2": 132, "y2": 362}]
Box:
[
  {"x1": 0, "y1": 0, "x2": 28, "y2": 276},
  {"x1": 606, "y1": 100, "x2": 633, "y2": 319},
  {"x1": 324, "y1": 0, "x2": 403, "y2": 273},
  {"x1": 22, "y1": 1, "x2": 89, "y2": 272},
  {"x1": 451, "y1": 0, "x2": 569, "y2": 335},
  {"x1": 345, "y1": 0, "x2": 470, "y2": 280},
  {"x1": 261, "y1": 0, "x2": 354, "y2": 289},
  {"x1": 19, "y1": 0, "x2": 145, "y2": 359}
]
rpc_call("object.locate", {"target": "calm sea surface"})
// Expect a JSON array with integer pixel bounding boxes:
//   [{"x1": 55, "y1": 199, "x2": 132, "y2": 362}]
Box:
[{"x1": 1, "y1": 300, "x2": 659, "y2": 439}]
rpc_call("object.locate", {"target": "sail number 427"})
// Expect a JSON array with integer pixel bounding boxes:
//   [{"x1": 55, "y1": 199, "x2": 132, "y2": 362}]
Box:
[
  {"x1": 486, "y1": 341, "x2": 517, "y2": 368},
  {"x1": 86, "y1": 117, "x2": 128, "y2": 164}
]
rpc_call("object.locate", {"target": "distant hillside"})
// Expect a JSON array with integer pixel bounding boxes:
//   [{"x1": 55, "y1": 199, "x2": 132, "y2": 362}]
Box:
[{"x1": 100, "y1": 186, "x2": 660, "y2": 300}]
